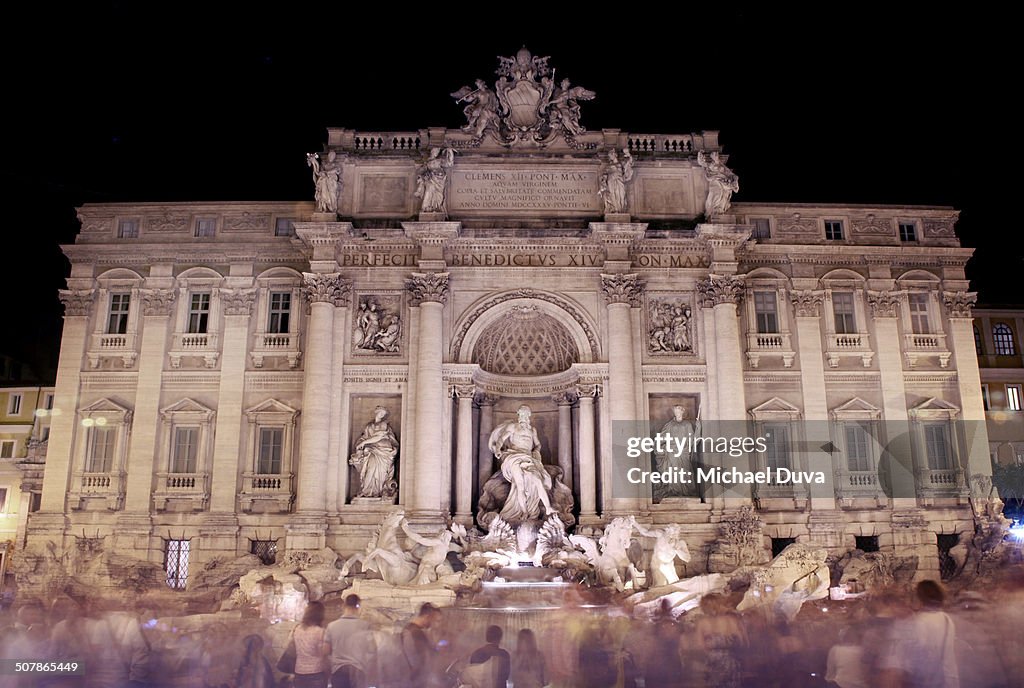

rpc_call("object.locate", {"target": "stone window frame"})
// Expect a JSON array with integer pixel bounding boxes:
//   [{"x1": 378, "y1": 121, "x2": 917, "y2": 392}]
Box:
[
  {"x1": 6, "y1": 393, "x2": 22, "y2": 416},
  {"x1": 193, "y1": 216, "x2": 218, "y2": 238},
  {"x1": 154, "y1": 399, "x2": 215, "y2": 512},
  {"x1": 895, "y1": 271, "x2": 951, "y2": 368},
  {"x1": 251, "y1": 268, "x2": 304, "y2": 369},
  {"x1": 169, "y1": 268, "x2": 225, "y2": 368},
  {"x1": 115, "y1": 217, "x2": 140, "y2": 239},
  {"x1": 749, "y1": 397, "x2": 807, "y2": 505},
  {"x1": 898, "y1": 220, "x2": 919, "y2": 242},
  {"x1": 239, "y1": 399, "x2": 299, "y2": 513},
  {"x1": 823, "y1": 218, "x2": 846, "y2": 241},
  {"x1": 741, "y1": 270, "x2": 795, "y2": 369},
  {"x1": 89, "y1": 269, "x2": 145, "y2": 369},
  {"x1": 750, "y1": 217, "x2": 772, "y2": 240},
  {"x1": 1006, "y1": 384, "x2": 1022, "y2": 412},
  {"x1": 907, "y1": 398, "x2": 966, "y2": 498},
  {"x1": 69, "y1": 398, "x2": 133, "y2": 510},
  {"x1": 992, "y1": 322, "x2": 1017, "y2": 356},
  {"x1": 819, "y1": 272, "x2": 870, "y2": 340},
  {"x1": 273, "y1": 216, "x2": 296, "y2": 237},
  {"x1": 0, "y1": 440, "x2": 15, "y2": 459}
]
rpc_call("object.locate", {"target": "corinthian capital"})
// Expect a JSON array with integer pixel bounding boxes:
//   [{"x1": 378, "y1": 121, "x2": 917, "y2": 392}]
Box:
[
  {"x1": 943, "y1": 290, "x2": 977, "y2": 318},
  {"x1": 58, "y1": 289, "x2": 95, "y2": 317},
  {"x1": 600, "y1": 273, "x2": 644, "y2": 306},
  {"x1": 790, "y1": 290, "x2": 824, "y2": 317},
  {"x1": 140, "y1": 289, "x2": 177, "y2": 316},
  {"x1": 405, "y1": 272, "x2": 450, "y2": 305},
  {"x1": 219, "y1": 289, "x2": 257, "y2": 316},
  {"x1": 866, "y1": 290, "x2": 900, "y2": 318},
  {"x1": 696, "y1": 276, "x2": 744, "y2": 307},
  {"x1": 301, "y1": 272, "x2": 351, "y2": 305}
]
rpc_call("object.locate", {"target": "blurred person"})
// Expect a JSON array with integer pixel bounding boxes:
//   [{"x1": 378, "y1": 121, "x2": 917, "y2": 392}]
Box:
[
  {"x1": 326, "y1": 594, "x2": 376, "y2": 688},
  {"x1": 234, "y1": 634, "x2": 275, "y2": 688},
  {"x1": 80, "y1": 605, "x2": 151, "y2": 688},
  {"x1": 48, "y1": 598, "x2": 87, "y2": 688},
  {"x1": 510, "y1": 628, "x2": 545, "y2": 688},
  {"x1": 825, "y1": 625, "x2": 867, "y2": 688},
  {"x1": 293, "y1": 601, "x2": 329, "y2": 688},
  {"x1": 641, "y1": 612, "x2": 683, "y2": 688},
  {"x1": 695, "y1": 594, "x2": 746, "y2": 688},
  {"x1": 879, "y1": 580, "x2": 959, "y2": 688},
  {"x1": 0, "y1": 602, "x2": 49, "y2": 688},
  {"x1": 460, "y1": 625, "x2": 509, "y2": 688},
  {"x1": 400, "y1": 603, "x2": 443, "y2": 688}
]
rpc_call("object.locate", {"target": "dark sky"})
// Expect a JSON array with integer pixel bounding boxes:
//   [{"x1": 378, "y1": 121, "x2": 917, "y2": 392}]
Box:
[{"x1": 2, "y1": 7, "x2": 1013, "y2": 380}]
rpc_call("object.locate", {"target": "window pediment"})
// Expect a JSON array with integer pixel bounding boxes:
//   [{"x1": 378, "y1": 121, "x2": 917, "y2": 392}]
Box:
[{"x1": 749, "y1": 397, "x2": 802, "y2": 420}]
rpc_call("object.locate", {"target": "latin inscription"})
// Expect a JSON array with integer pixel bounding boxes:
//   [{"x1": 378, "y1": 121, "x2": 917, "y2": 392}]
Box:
[{"x1": 450, "y1": 169, "x2": 601, "y2": 213}]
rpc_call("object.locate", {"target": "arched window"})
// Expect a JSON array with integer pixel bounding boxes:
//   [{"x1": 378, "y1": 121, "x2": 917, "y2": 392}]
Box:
[
  {"x1": 974, "y1": 325, "x2": 983, "y2": 355},
  {"x1": 993, "y1": 323, "x2": 1016, "y2": 355}
]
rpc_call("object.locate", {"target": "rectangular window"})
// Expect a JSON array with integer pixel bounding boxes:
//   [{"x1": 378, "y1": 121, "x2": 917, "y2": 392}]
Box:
[
  {"x1": 855, "y1": 535, "x2": 879, "y2": 553},
  {"x1": 87, "y1": 427, "x2": 116, "y2": 472},
  {"x1": 0, "y1": 440, "x2": 15, "y2": 459},
  {"x1": 753, "y1": 291, "x2": 779, "y2": 334},
  {"x1": 924, "y1": 423, "x2": 952, "y2": 470},
  {"x1": 832, "y1": 292, "x2": 857, "y2": 334},
  {"x1": 44, "y1": 393, "x2": 54, "y2": 410},
  {"x1": 981, "y1": 384, "x2": 990, "y2": 411},
  {"x1": 257, "y1": 427, "x2": 284, "y2": 474},
  {"x1": 187, "y1": 293, "x2": 211, "y2": 334},
  {"x1": 7, "y1": 393, "x2": 22, "y2": 416},
  {"x1": 908, "y1": 293, "x2": 930, "y2": 334},
  {"x1": 899, "y1": 222, "x2": 917, "y2": 242},
  {"x1": 825, "y1": 220, "x2": 844, "y2": 241},
  {"x1": 117, "y1": 219, "x2": 139, "y2": 239},
  {"x1": 274, "y1": 218, "x2": 295, "y2": 237},
  {"x1": 164, "y1": 539, "x2": 190, "y2": 590},
  {"x1": 250, "y1": 539, "x2": 278, "y2": 565},
  {"x1": 171, "y1": 427, "x2": 199, "y2": 473},
  {"x1": 1007, "y1": 384, "x2": 1022, "y2": 412},
  {"x1": 764, "y1": 424, "x2": 791, "y2": 475},
  {"x1": 29, "y1": 492, "x2": 41, "y2": 512},
  {"x1": 108, "y1": 293, "x2": 131, "y2": 335},
  {"x1": 0, "y1": 487, "x2": 7, "y2": 512},
  {"x1": 194, "y1": 218, "x2": 216, "y2": 237},
  {"x1": 751, "y1": 218, "x2": 771, "y2": 240},
  {"x1": 845, "y1": 423, "x2": 871, "y2": 472},
  {"x1": 268, "y1": 292, "x2": 292, "y2": 334}
]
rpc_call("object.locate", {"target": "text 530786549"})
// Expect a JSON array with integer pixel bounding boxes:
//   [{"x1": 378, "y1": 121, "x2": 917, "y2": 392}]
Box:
[{"x1": 0, "y1": 660, "x2": 83, "y2": 675}]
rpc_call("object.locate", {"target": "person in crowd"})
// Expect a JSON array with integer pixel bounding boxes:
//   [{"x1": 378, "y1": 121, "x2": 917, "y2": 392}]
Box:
[
  {"x1": 325, "y1": 594, "x2": 376, "y2": 688},
  {"x1": 510, "y1": 628, "x2": 545, "y2": 688},
  {"x1": 401, "y1": 603, "x2": 443, "y2": 688},
  {"x1": 292, "y1": 601, "x2": 329, "y2": 688},
  {"x1": 234, "y1": 634, "x2": 275, "y2": 688},
  {"x1": 825, "y1": 625, "x2": 868, "y2": 688},
  {"x1": 879, "y1": 580, "x2": 959, "y2": 688},
  {"x1": 695, "y1": 593, "x2": 746, "y2": 688},
  {"x1": 461, "y1": 625, "x2": 510, "y2": 688}
]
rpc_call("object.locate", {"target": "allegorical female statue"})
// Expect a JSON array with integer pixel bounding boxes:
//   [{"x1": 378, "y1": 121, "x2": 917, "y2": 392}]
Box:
[
  {"x1": 598, "y1": 148, "x2": 634, "y2": 214},
  {"x1": 350, "y1": 406, "x2": 398, "y2": 498},
  {"x1": 306, "y1": 150, "x2": 343, "y2": 214},
  {"x1": 414, "y1": 147, "x2": 456, "y2": 215}
]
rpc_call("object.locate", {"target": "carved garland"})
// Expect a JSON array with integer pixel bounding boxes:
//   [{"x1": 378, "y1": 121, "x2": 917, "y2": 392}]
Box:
[
  {"x1": 600, "y1": 273, "x2": 645, "y2": 306},
  {"x1": 450, "y1": 289, "x2": 600, "y2": 361},
  {"x1": 59, "y1": 289, "x2": 95, "y2": 317},
  {"x1": 942, "y1": 290, "x2": 977, "y2": 318},
  {"x1": 696, "y1": 276, "x2": 744, "y2": 307},
  {"x1": 405, "y1": 272, "x2": 450, "y2": 305},
  {"x1": 220, "y1": 289, "x2": 257, "y2": 316}
]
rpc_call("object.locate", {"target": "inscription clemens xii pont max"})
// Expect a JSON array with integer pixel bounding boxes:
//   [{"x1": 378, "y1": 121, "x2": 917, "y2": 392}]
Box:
[{"x1": 450, "y1": 168, "x2": 601, "y2": 213}]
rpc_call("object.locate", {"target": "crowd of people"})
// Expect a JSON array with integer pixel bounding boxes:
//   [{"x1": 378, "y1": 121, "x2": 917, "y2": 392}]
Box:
[{"x1": 1, "y1": 577, "x2": 1022, "y2": 687}]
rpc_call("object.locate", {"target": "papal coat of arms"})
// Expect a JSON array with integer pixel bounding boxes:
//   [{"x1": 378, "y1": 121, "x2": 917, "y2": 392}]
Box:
[{"x1": 451, "y1": 47, "x2": 596, "y2": 146}]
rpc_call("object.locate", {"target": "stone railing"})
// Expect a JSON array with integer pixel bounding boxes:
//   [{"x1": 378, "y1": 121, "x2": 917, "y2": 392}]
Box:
[
  {"x1": 239, "y1": 472, "x2": 295, "y2": 514},
  {"x1": 69, "y1": 471, "x2": 126, "y2": 511},
  {"x1": 169, "y1": 332, "x2": 220, "y2": 369},
  {"x1": 158, "y1": 472, "x2": 208, "y2": 491},
  {"x1": 88, "y1": 333, "x2": 138, "y2": 369},
  {"x1": 352, "y1": 132, "x2": 423, "y2": 152},
  {"x1": 825, "y1": 332, "x2": 874, "y2": 368},
  {"x1": 903, "y1": 333, "x2": 951, "y2": 368},
  {"x1": 627, "y1": 134, "x2": 696, "y2": 154},
  {"x1": 251, "y1": 331, "x2": 301, "y2": 369},
  {"x1": 745, "y1": 332, "x2": 795, "y2": 369},
  {"x1": 922, "y1": 468, "x2": 961, "y2": 489}
]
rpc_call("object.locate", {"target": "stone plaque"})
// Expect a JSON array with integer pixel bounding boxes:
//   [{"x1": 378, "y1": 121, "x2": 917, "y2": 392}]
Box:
[
  {"x1": 449, "y1": 167, "x2": 601, "y2": 214},
  {"x1": 359, "y1": 175, "x2": 410, "y2": 213}
]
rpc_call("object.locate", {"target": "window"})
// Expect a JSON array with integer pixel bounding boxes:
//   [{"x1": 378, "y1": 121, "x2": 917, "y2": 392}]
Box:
[
  {"x1": 171, "y1": 427, "x2": 199, "y2": 473},
  {"x1": 1007, "y1": 384, "x2": 1022, "y2": 412},
  {"x1": 974, "y1": 326, "x2": 983, "y2": 355},
  {"x1": 855, "y1": 535, "x2": 879, "y2": 553},
  {"x1": 937, "y1": 534, "x2": 959, "y2": 581},
  {"x1": 981, "y1": 384, "x2": 990, "y2": 411},
  {"x1": 845, "y1": 423, "x2": 872, "y2": 472},
  {"x1": 108, "y1": 293, "x2": 131, "y2": 335},
  {"x1": 117, "y1": 219, "x2": 139, "y2": 239},
  {"x1": 771, "y1": 537, "x2": 796, "y2": 558},
  {"x1": 7, "y1": 394, "x2": 22, "y2": 416},
  {"x1": 87, "y1": 427, "x2": 116, "y2": 472},
  {"x1": 44, "y1": 393, "x2": 54, "y2": 410},
  {"x1": 898, "y1": 222, "x2": 917, "y2": 242},
  {"x1": 751, "y1": 218, "x2": 771, "y2": 239},
  {"x1": 908, "y1": 293, "x2": 930, "y2": 334},
  {"x1": 194, "y1": 218, "x2": 216, "y2": 238},
  {"x1": 274, "y1": 218, "x2": 295, "y2": 237},
  {"x1": 250, "y1": 539, "x2": 278, "y2": 565},
  {"x1": 257, "y1": 428, "x2": 283, "y2": 474},
  {"x1": 832, "y1": 292, "x2": 856, "y2": 334},
  {"x1": 764, "y1": 424, "x2": 791, "y2": 473},
  {"x1": 0, "y1": 487, "x2": 7, "y2": 512},
  {"x1": 993, "y1": 323, "x2": 1016, "y2": 355},
  {"x1": 29, "y1": 492, "x2": 41, "y2": 512},
  {"x1": 825, "y1": 220, "x2": 844, "y2": 241},
  {"x1": 164, "y1": 539, "x2": 190, "y2": 590},
  {"x1": 268, "y1": 292, "x2": 291, "y2": 334},
  {"x1": 187, "y1": 293, "x2": 211, "y2": 334},
  {"x1": 753, "y1": 291, "x2": 778, "y2": 334},
  {"x1": 924, "y1": 423, "x2": 952, "y2": 469},
  {"x1": 0, "y1": 440, "x2": 15, "y2": 459}
]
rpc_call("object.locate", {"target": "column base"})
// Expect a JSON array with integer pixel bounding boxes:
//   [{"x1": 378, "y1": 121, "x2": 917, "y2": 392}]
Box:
[{"x1": 453, "y1": 513, "x2": 474, "y2": 527}]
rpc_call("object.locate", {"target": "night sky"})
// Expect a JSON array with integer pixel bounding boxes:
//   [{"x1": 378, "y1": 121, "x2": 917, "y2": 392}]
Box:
[{"x1": 2, "y1": 7, "x2": 1012, "y2": 381}]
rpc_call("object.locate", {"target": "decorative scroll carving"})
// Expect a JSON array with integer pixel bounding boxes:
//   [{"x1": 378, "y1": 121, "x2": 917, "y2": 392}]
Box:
[
  {"x1": 775, "y1": 214, "x2": 817, "y2": 236},
  {"x1": 452, "y1": 384, "x2": 478, "y2": 399},
  {"x1": 220, "y1": 289, "x2": 256, "y2": 316},
  {"x1": 140, "y1": 289, "x2": 177, "y2": 316},
  {"x1": 600, "y1": 273, "x2": 644, "y2": 306},
  {"x1": 301, "y1": 272, "x2": 350, "y2": 305},
  {"x1": 866, "y1": 290, "x2": 901, "y2": 318},
  {"x1": 696, "y1": 276, "x2": 744, "y2": 307},
  {"x1": 943, "y1": 290, "x2": 977, "y2": 318},
  {"x1": 922, "y1": 219, "x2": 955, "y2": 237},
  {"x1": 790, "y1": 290, "x2": 825, "y2": 317},
  {"x1": 145, "y1": 213, "x2": 188, "y2": 233},
  {"x1": 851, "y1": 215, "x2": 892, "y2": 235},
  {"x1": 223, "y1": 212, "x2": 270, "y2": 231},
  {"x1": 575, "y1": 383, "x2": 601, "y2": 398},
  {"x1": 59, "y1": 290, "x2": 95, "y2": 317},
  {"x1": 405, "y1": 272, "x2": 450, "y2": 305}
]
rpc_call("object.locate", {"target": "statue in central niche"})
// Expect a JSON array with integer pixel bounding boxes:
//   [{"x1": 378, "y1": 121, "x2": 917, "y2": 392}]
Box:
[{"x1": 487, "y1": 404, "x2": 554, "y2": 523}]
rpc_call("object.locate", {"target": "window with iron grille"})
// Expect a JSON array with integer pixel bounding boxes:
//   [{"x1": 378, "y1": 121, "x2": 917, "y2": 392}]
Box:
[
  {"x1": 832, "y1": 292, "x2": 856, "y2": 334},
  {"x1": 993, "y1": 323, "x2": 1016, "y2": 355},
  {"x1": 188, "y1": 293, "x2": 211, "y2": 334},
  {"x1": 937, "y1": 534, "x2": 959, "y2": 580},
  {"x1": 164, "y1": 539, "x2": 190, "y2": 590},
  {"x1": 108, "y1": 294, "x2": 131, "y2": 334},
  {"x1": 268, "y1": 292, "x2": 291, "y2": 334},
  {"x1": 753, "y1": 291, "x2": 778, "y2": 334},
  {"x1": 250, "y1": 539, "x2": 278, "y2": 565}
]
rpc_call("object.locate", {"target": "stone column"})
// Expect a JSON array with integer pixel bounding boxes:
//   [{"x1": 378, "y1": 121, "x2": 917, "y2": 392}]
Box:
[
  {"x1": 576, "y1": 384, "x2": 600, "y2": 522},
  {"x1": 453, "y1": 384, "x2": 476, "y2": 524},
  {"x1": 791, "y1": 290, "x2": 836, "y2": 509},
  {"x1": 943, "y1": 292, "x2": 992, "y2": 479},
  {"x1": 327, "y1": 291, "x2": 351, "y2": 512},
  {"x1": 600, "y1": 274, "x2": 644, "y2": 424},
  {"x1": 293, "y1": 273, "x2": 347, "y2": 545},
  {"x1": 122, "y1": 289, "x2": 177, "y2": 514},
  {"x1": 406, "y1": 272, "x2": 449, "y2": 520},
  {"x1": 37, "y1": 291, "x2": 95, "y2": 524},
  {"x1": 477, "y1": 393, "x2": 498, "y2": 494},
  {"x1": 553, "y1": 391, "x2": 576, "y2": 490},
  {"x1": 868, "y1": 290, "x2": 914, "y2": 507}
]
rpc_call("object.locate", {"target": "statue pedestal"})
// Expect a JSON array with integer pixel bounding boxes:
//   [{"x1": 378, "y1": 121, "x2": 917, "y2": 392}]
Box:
[
  {"x1": 311, "y1": 211, "x2": 338, "y2": 222},
  {"x1": 603, "y1": 213, "x2": 631, "y2": 223},
  {"x1": 351, "y1": 495, "x2": 397, "y2": 506},
  {"x1": 418, "y1": 211, "x2": 447, "y2": 222},
  {"x1": 707, "y1": 214, "x2": 737, "y2": 224}
]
